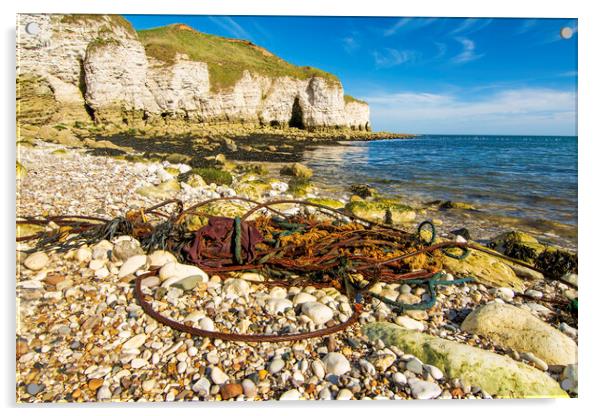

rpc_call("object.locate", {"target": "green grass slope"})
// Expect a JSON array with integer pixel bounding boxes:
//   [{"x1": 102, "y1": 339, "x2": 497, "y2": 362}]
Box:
[{"x1": 137, "y1": 24, "x2": 341, "y2": 92}]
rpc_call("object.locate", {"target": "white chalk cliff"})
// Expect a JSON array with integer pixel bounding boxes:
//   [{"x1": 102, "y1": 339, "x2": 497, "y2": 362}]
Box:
[{"x1": 17, "y1": 14, "x2": 370, "y2": 130}]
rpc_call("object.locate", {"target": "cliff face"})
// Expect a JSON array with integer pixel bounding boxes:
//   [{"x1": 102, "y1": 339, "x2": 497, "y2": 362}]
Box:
[{"x1": 17, "y1": 14, "x2": 371, "y2": 131}]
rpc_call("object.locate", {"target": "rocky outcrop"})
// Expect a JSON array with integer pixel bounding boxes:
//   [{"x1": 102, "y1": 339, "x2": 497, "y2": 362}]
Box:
[
  {"x1": 461, "y1": 303, "x2": 578, "y2": 366},
  {"x1": 17, "y1": 14, "x2": 370, "y2": 131},
  {"x1": 363, "y1": 322, "x2": 568, "y2": 399}
]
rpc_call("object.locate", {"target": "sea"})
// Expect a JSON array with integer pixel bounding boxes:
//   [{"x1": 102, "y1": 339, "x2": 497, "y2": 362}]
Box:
[{"x1": 302, "y1": 135, "x2": 578, "y2": 248}]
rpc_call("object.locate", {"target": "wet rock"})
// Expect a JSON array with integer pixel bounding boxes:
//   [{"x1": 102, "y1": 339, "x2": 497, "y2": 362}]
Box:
[
  {"x1": 442, "y1": 246, "x2": 525, "y2": 291},
  {"x1": 345, "y1": 199, "x2": 416, "y2": 224},
  {"x1": 461, "y1": 303, "x2": 577, "y2": 365}
]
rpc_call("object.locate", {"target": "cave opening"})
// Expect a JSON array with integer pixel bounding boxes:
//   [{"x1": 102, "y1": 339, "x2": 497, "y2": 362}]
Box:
[{"x1": 288, "y1": 96, "x2": 305, "y2": 129}]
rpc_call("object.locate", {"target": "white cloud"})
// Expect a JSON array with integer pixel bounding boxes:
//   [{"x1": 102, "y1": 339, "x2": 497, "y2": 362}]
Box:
[
  {"x1": 448, "y1": 18, "x2": 492, "y2": 36},
  {"x1": 342, "y1": 36, "x2": 359, "y2": 54},
  {"x1": 373, "y1": 48, "x2": 418, "y2": 68},
  {"x1": 383, "y1": 17, "x2": 437, "y2": 37},
  {"x1": 365, "y1": 88, "x2": 577, "y2": 135},
  {"x1": 451, "y1": 38, "x2": 484, "y2": 64}
]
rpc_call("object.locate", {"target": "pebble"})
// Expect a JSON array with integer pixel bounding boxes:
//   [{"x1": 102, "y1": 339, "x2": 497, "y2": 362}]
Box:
[
  {"x1": 279, "y1": 389, "x2": 301, "y2": 400},
  {"x1": 292, "y1": 292, "x2": 317, "y2": 306},
  {"x1": 26, "y1": 383, "x2": 44, "y2": 395},
  {"x1": 159, "y1": 262, "x2": 208, "y2": 282},
  {"x1": 321, "y1": 353, "x2": 351, "y2": 376},
  {"x1": 525, "y1": 289, "x2": 543, "y2": 299},
  {"x1": 192, "y1": 377, "x2": 211, "y2": 395},
  {"x1": 559, "y1": 322, "x2": 578, "y2": 338},
  {"x1": 211, "y1": 367, "x2": 229, "y2": 384},
  {"x1": 424, "y1": 364, "x2": 444, "y2": 380},
  {"x1": 496, "y1": 287, "x2": 515, "y2": 301},
  {"x1": 266, "y1": 298, "x2": 293, "y2": 314},
  {"x1": 336, "y1": 389, "x2": 353, "y2": 400},
  {"x1": 223, "y1": 278, "x2": 251, "y2": 299},
  {"x1": 301, "y1": 302, "x2": 334, "y2": 325},
  {"x1": 392, "y1": 372, "x2": 407, "y2": 385},
  {"x1": 142, "y1": 379, "x2": 156, "y2": 392},
  {"x1": 118, "y1": 255, "x2": 147, "y2": 278},
  {"x1": 123, "y1": 334, "x2": 147, "y2": 350},
  {"x1": 269, "y1": 357, "x2": 286, "y2": 374},
  {"x1": 371, "y1": 353, "x2": 396, "y2": 371},
  {"x1": 318, "y1": 387, "x2": 332, "y2": 400},
  {"x1": 148, "y1": 250, "x2": 177, "y2": 268},
  {"x1": 220, "y1": 383, "x2": 243, "y2": 400},
  {"x1": 75, "y1": 247, "x2": 92, "y2": 263},
  {"x1": 130, "y1": 358, "x2": 148, "y2": 369},
  {"x1": 406, "y1": 358, "x2": 423, "y2": 374},
  {"x1": 96, "y1": 386, "x2": 112, "y2": 401},
  {"x1": 242, "y1": 379, "x2": 257, "y2": 398},
  {"x1": 410, "y1": 380, "x2": 442, "y2": 399},
  {"x1": 199, "y1": 317, "x2": 215, "y2": 331},
  {"x1": 311, "y1": 359, "x2": 326, "y2": 379},
  {"x1": 24, "y1": 252, "x2": 49, "y2": 271}
]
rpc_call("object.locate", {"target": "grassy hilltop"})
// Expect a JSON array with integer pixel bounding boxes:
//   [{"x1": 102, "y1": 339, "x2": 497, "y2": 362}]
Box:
[{"x1": 138, "y1": 24, "x2": 342, "y2": 92}]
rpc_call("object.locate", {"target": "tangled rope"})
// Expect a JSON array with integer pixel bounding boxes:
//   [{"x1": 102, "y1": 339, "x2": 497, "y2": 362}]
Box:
[{"x1": 16, "y1": 196, "x2": 560, "y2": 342}]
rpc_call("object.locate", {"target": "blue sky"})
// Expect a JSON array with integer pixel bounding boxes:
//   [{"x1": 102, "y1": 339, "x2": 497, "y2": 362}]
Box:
[{"x1": 125, "y1": 15, "x2": 578, "y2": 135}]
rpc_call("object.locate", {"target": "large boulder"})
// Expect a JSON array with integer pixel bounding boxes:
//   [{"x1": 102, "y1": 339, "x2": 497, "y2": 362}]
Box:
[
  {"x1": 363, "y1": 322, "x2": 568, "y2": 398},
  {"x1": 460, "y1": 303, "x2": 577, "y2": 365},
  {"x1": 442, "y1": 247, "x2": 526, "y2": 291}
]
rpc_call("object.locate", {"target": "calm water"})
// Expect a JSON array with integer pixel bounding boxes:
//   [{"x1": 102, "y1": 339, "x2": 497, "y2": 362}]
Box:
[{"x1": 303, "y1": 135, "x2": 577, "y2": 235}]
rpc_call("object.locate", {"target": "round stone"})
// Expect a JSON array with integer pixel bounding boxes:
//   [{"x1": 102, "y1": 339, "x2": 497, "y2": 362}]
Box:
[
  {"x1": 321, "y1": 352, "x2": 351, "y2": 376},
  {"x1": 301, "y1": 302, "x2": 334, "y2": 325},
  {"x1": 279, "y1": 389, "x2": 301, "y2": 400},
  {"x1": 24, "y1": 252, "x2": 49, "y2": 271}
]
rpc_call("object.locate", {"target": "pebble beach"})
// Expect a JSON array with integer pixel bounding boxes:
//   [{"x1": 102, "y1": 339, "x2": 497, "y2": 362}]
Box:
[{"x1": 16, "y1": 140, "x2": 579, "y2": 402}]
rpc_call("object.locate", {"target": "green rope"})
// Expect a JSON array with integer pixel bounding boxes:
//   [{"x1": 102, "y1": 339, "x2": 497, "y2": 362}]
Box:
[
  {"x1": 233, "y1": 216, "x2": 243, "y2": 265},
  {"x1": 371, "y1": 272, "x2": 475, "y2": 311}
]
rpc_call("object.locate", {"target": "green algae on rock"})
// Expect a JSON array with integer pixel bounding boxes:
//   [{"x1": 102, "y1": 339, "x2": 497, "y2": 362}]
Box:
[
  {"x1": 442, "y1": 245, "x2": 525, "y2": 291},
  {"x1": 234, "y1": 180, "x2": 272, "y2": 200},
  {"x1": 280, "y1": 163, "x2": 313, "y2": 179},
  {"x1": 460, "y1": 303, "x2": 578, "y2": 366},
  {"x1": 183, "y1": 168, "x2": 232, "y2": 186},
  {"x1": 489, "y1": 231, "x2": 578, "y2": 278},
  {"x1": 135, "y1": 179, "x2": 181, "y2": 199},
  {"x1": 306, "y1": 198, "x2": 345, "y2": 210},
  {"x1": 363, "y1": 322, "x2": 568, "y2": 399},
  {"x1": 288, "y1": 178, "x2": 314, "y2": 197},
  {"x1": 345, "y1": 199, "x2": 415, "y2": 224}
]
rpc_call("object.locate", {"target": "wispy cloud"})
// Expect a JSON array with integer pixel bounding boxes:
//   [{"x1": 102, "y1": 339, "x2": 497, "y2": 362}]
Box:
[
  {"x1": 373, "y1": 48, "x2": 419, "y2": 68},
  {"x1": 515, "y1": 19, "x2": 539, "y2": 35},
  {"x1": 342, "y1": 36, "x2": 359, "y2": 54},
  {"x1": 451, "y1": 38, "x2": 483, "y2": 64},
  {"x1": 208, "y1": 16, "x2": 253, "y2": 41},
  {"x1": 365, "y1": 87, "x2": 576, "y2": 135},
  {"x1": 383, "y1": 17, "x2": 437, "y2": 37},
  {"x1": 448, "y1": 18, "x2": 493, "y2": 36}
]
